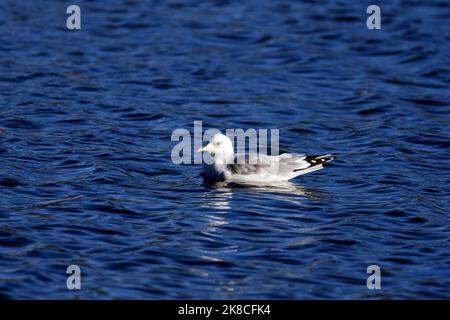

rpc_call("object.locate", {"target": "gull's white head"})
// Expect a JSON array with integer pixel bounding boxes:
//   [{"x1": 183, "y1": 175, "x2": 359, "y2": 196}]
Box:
[{"x1": 197, "y1": 133, "x2": 234, "y2": 162}]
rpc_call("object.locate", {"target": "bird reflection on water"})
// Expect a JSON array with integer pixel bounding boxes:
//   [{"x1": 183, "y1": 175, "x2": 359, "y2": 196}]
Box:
[{"x1": 201, "y1": 178, "x2": 327, "y2": 210}]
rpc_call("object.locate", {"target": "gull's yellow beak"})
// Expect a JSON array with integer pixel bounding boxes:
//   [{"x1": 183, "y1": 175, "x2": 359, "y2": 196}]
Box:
[{"x1": 197, "y1": 143, "x2": 213, "y2": 153}]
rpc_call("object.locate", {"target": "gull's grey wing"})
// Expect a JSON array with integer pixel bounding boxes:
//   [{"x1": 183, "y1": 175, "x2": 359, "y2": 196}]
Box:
[
  {"x1": 227, "y1": 154, "x2": 301, "y2": 177},
  {"x1": 227, "y1": 153, "x2": 334, "y2": 179},
  {"x1": 226, "y1": 154, "x2": 270, "y2": 175}
]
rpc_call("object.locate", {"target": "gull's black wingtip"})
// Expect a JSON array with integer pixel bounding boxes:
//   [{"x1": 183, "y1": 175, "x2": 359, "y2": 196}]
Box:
[{"x1": 303, "y1": 154, "x2": 336, "y2": 168}]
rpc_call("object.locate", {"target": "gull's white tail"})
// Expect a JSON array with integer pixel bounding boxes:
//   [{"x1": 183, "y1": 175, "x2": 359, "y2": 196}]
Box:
[{"x1": 283, "y1": 153, "x2": 335, "y2": 179}]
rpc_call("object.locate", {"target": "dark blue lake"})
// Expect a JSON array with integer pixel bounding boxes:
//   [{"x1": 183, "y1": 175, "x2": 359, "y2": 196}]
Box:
[{"x1": 0, "y1": 0, "x2": 449, "y2": 299}]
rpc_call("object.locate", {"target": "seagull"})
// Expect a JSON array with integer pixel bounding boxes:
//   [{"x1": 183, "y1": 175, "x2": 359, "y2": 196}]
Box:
[{"x1": 197, "y1": 133, "x2": 334, "y2": 184}]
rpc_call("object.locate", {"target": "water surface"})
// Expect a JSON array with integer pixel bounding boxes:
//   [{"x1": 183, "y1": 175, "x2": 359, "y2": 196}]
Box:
[{"x1": 0, "y1": 0, "x2": 449, "y2": 299}]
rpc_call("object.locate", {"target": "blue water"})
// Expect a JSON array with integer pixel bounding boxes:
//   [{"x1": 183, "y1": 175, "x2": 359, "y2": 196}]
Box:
[{"x1": 0, "y1": 0, "x2": 449, "y2": 299}]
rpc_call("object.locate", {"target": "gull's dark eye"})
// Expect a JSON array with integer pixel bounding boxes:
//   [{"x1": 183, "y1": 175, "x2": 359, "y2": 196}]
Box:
[{"x1": 216, "y1": 142, "x2": 221, "y2": 146}]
